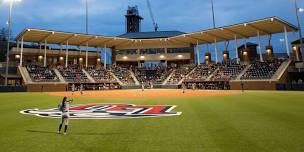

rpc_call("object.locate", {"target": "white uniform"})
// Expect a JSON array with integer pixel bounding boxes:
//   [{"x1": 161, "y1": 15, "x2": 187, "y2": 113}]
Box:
[
  {"x1": 80, "y1": 84, "x2": 83, "y2": 94},
  {"x1": 182, "y1": 83, "x2": 186, "y2": 93},
  {"x1": 72, "y1": 84, "x2": 75, "y2": 94},
  {"x1": 60, "y1": 102, "x2": 70, "y2": 125}
]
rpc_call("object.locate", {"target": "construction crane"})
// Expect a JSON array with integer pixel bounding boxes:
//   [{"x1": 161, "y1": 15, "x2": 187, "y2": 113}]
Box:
[{"x1": 146, "y1": 0, "x2": 159, "y2": 31}]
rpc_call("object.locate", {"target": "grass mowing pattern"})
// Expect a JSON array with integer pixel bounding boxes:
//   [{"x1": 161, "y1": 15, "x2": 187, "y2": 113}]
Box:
[{"x1": 0, "y1": 91, "x2": 304, "y2": 152}]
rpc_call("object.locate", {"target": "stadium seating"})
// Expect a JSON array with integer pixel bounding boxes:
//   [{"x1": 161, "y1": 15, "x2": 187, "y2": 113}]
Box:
[
  {"x1": 86, "y1": 66, "x2": 117, "y2": 83},
  {"x1": 26, "y1": 65, "x2": 59, "y2": 82},
  {"x1": 57, "y1": 65, "x2": 89, "y2": 82},
  {"x1": 241, "y1": 59, "x2": 283, "y2": 80},
  {"x1": 111, "y1": 65, "x2": 135, "y2": 85},
  {"x1": 23, "y1": 58, "x2": 286, "y2": 88},
  {"x1": 133, "y1": 65, "x2": 173, "y2": 84},
  {"x1": 185, "y1": 64, "x2": 218, "y2": 81},
  {"x1": 211, "y1": 62, "x2": 246, "y2": 81},
  {"x1": 167, "y1": 64, "x2": 196, "y2": 84}
]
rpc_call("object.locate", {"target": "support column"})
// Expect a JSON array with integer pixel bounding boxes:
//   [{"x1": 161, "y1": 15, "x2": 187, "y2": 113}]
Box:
[
  {"x1": 137, "y1": 48, "x2": 141, "y2": 67},
  {"x1": 97, "y1": 47, "x2": 101, "y2": 65},
  {"x1": 86, "y1": 42, "x2": 88, "y2": 68},
  {"x1": 60, "y1": 45, "x2": 62, "y2": 54},
  {"x1": 257, "y1": 31, "x2": 263, "y2": 62},
  {"x1": 104, "y1": 44, "x2": 107, "y2": 69},
  {"x1": 214, "y1": 39, "x2": 218, "y2": 63},
  {"x1": 16, "y1": 40, "x2": 19, "y2": 61},
  {"x1": 284, "y1": 26, "x2": 291, "y2": 58},
  {"x1": 196, "y1": 41, "x2": 200, "y2": 65},
  {"x1": 20, "y1": 37, "x2": 24, "y2": 66},
  {"x1": 44, "y1": 40, "x2": 47, "y2": 67},
  {"x1": 59, "y1": 45, "x2": 63, "y2": 65},
  {"x1": 234, "y1": 35, "x2": 239, "y2": 64},
  {"x1": 243, "y1": 38, "x2": 249, "y2": 64},
  {"x1": 65, "y1": 41, "x2": 69, "y2": 68}
]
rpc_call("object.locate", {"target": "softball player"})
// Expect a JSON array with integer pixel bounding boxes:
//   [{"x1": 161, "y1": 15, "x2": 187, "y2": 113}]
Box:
[{"x1": 58, "y1": 96, "x2": 73, "y2": 135}]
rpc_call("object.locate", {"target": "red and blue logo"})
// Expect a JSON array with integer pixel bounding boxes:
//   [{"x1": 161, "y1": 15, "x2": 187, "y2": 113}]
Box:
[{"x1": 20, "y1": 104, "x2": 182, "y2": 119}]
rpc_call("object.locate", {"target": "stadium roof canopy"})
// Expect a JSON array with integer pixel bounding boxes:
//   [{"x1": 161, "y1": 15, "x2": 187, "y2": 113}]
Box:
[
  {"x1": 16, "y1": 16, "x2": 298, "y2": 49},
  {"x1": 118, "y1": 31, "x2": 186, "y2": 39}
]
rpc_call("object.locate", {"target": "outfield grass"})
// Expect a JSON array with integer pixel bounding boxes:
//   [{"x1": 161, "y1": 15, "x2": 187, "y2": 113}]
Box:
[{"x1": 0, "y1": 91, "x2": 304, "y2": 152}]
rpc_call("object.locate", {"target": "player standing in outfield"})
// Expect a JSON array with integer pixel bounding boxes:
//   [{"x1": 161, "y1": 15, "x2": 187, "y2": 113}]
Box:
[
  {"x1": 192, "y1": 83, "x2": 196, "y2": 91},
  {"x1": 80, "y1": 84, "x2": 83, "y2": 95},
  {"x1": 71, "y1": 84, "x2": 75, "y2": 95},
  {"x1": 141, "y1": 81, "x2": 145, "y2": 92},
  {"x1": 182, "y1": 83, "x2": 186, "y2": 94},
  {"x1": 58, "y1": 96, "x2": 73, "y2": 135},
  {"x1": 241, "y1": 81, "x2": 245, "y2": 92}
]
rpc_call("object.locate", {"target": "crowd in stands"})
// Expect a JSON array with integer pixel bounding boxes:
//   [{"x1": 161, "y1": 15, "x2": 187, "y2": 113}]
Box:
[
  {"x1": 57, "y1": 65, "x2": 89, "y2": 82},
  {"x1": 86, "y1": 66, "x2": 117, "y2": 83},
  {"x1": 24, "y1": 58, "x2": 285, "y2": 87},
  {"x1": 241, "y1": 59, "x2": 284, "y2": 80},
  {"x1": 167, "y1": 64, "x2": 196, "y2": 84},
  {"x1": 133, "y1": 65, "x2": 173, "y2": 84},
  {"x1": 111, "y1": 65, "x2": 135, "y2": 85},
  {"x1": 184, "y1": 82, "x2": 230, "y2": 90},
  {"x1": 211, "y1": 62, "x2": 246, "y2": 81},
  {"x1": 27, "y1": 65, "x2": 59, "y2": 82},
  {"x1": 185, "y1": 64, "x2": 218, "y2": 81}
]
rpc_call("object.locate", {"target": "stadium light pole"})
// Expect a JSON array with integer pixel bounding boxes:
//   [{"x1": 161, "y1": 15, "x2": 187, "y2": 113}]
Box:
[
  {"x1": 280, "y1": 38, "x2": 285, "y2": 52},
  {"x1": 211, "y1": 0, "x2": 216, "y2": 28},
  {"x1": 294, "y1": 0, "x2": 304, "y2": 61},
  {"x1": 86, "y1": 0, "x2": 89, "y2": 34},
  {"x1": 4, "y1": 0, "x2": 22, "y2": 86}
]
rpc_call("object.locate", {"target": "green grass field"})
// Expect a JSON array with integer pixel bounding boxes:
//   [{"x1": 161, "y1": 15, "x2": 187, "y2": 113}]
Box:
[{"x1": 0, "y1": 91, "x2": 304, "y2": 152}]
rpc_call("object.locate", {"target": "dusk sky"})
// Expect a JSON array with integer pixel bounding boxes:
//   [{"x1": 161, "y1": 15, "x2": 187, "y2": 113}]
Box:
[{"x1": 0, "y1": 0, "x2": 304, "y2": 61}]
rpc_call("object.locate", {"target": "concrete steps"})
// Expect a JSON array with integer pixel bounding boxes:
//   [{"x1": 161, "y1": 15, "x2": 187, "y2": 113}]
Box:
[
  {"x1": 53, "y1": 68, "x2": 66, "y2": 83},
  {"x1": 163, "y1": 70, "x2": 176, "y2": 85},
  {"x1": 272, "y1": 59, "x2": 291, "y2": 80},
  {"x1": 109, "y1": 71, "x2": 124, "y2": 86},
  {"x1": 129, "y1": 70, "x2": 140, "y2": 85},
  {"x1": 82, "y1": 69, "x2": 96, "y2": 83},
  {"x1": 177, "y1": 67, "x2": 197, "y2": 85},
  {"x1": 235, "y1": 64, "x2": 251, "y2": 80},
  {"x1": 18, "y1": 66, "x2": 32, "y2": 83},
  {"x1": 206, "y1": 67, "x2": 219, "y2": 81}
]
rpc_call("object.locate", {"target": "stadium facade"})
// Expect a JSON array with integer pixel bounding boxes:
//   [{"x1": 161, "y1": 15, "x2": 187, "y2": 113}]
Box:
[{"x1": 0, "y1": 6, "x2": 304, "y2": 92}]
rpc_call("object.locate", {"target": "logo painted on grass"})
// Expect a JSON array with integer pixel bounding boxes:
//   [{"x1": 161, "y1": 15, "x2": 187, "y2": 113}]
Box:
[{"x1": 20, "y1": 104, "x2": 182, "y2": 119}]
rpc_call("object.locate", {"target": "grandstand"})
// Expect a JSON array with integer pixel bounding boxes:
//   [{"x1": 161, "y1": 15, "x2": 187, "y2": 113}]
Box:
[
  {"x1": 26, "y1": 64, "x2": 59, "y2": 82},
  {"x1": 0, "y1": 9, "x2": 303, "y2": 91},
  {"x1": 57, "y1": 65, "x2": 89, "y2": 83},
  {"x1": 211, "y1": 63, "x2": 247, "y2": 81},
  {"x1": 241, "y1": 59, "x2": 285, "y2": 80}
]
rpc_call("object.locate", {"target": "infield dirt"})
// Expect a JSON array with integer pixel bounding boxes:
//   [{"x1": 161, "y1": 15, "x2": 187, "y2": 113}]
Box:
[{"x1": 48, "y1": 89, "x2": 241, "y2": 99}]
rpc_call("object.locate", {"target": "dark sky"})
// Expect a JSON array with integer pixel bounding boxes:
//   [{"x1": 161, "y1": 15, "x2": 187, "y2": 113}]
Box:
[{"x1": 0, "y1": 0, "x2": 303, "y2": 61}]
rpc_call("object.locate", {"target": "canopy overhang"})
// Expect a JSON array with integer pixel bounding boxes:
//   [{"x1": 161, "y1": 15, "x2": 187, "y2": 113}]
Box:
[{"x1": 16, "y1": 16, "x2": 298, "y2": 49}]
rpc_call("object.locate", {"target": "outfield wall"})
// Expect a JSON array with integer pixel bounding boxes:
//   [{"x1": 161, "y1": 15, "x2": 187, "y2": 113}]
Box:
[
  {"x1": 26, "y1": 83, "x2": 67, "y2": 92},
  {"x1": 230, "y1": 81, "x2": 277, "y2": 90},
  {"x1": 121, "y1": 85, "x2": 178, "y2": 89},
  {"x1": 0, "y1": 86, "x2": 27, "y2": 92}
]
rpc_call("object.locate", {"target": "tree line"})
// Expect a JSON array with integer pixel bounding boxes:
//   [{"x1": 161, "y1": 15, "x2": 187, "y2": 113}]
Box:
[{"x1": 0, "y1": 27, "x2": 9, "y2": 62}]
